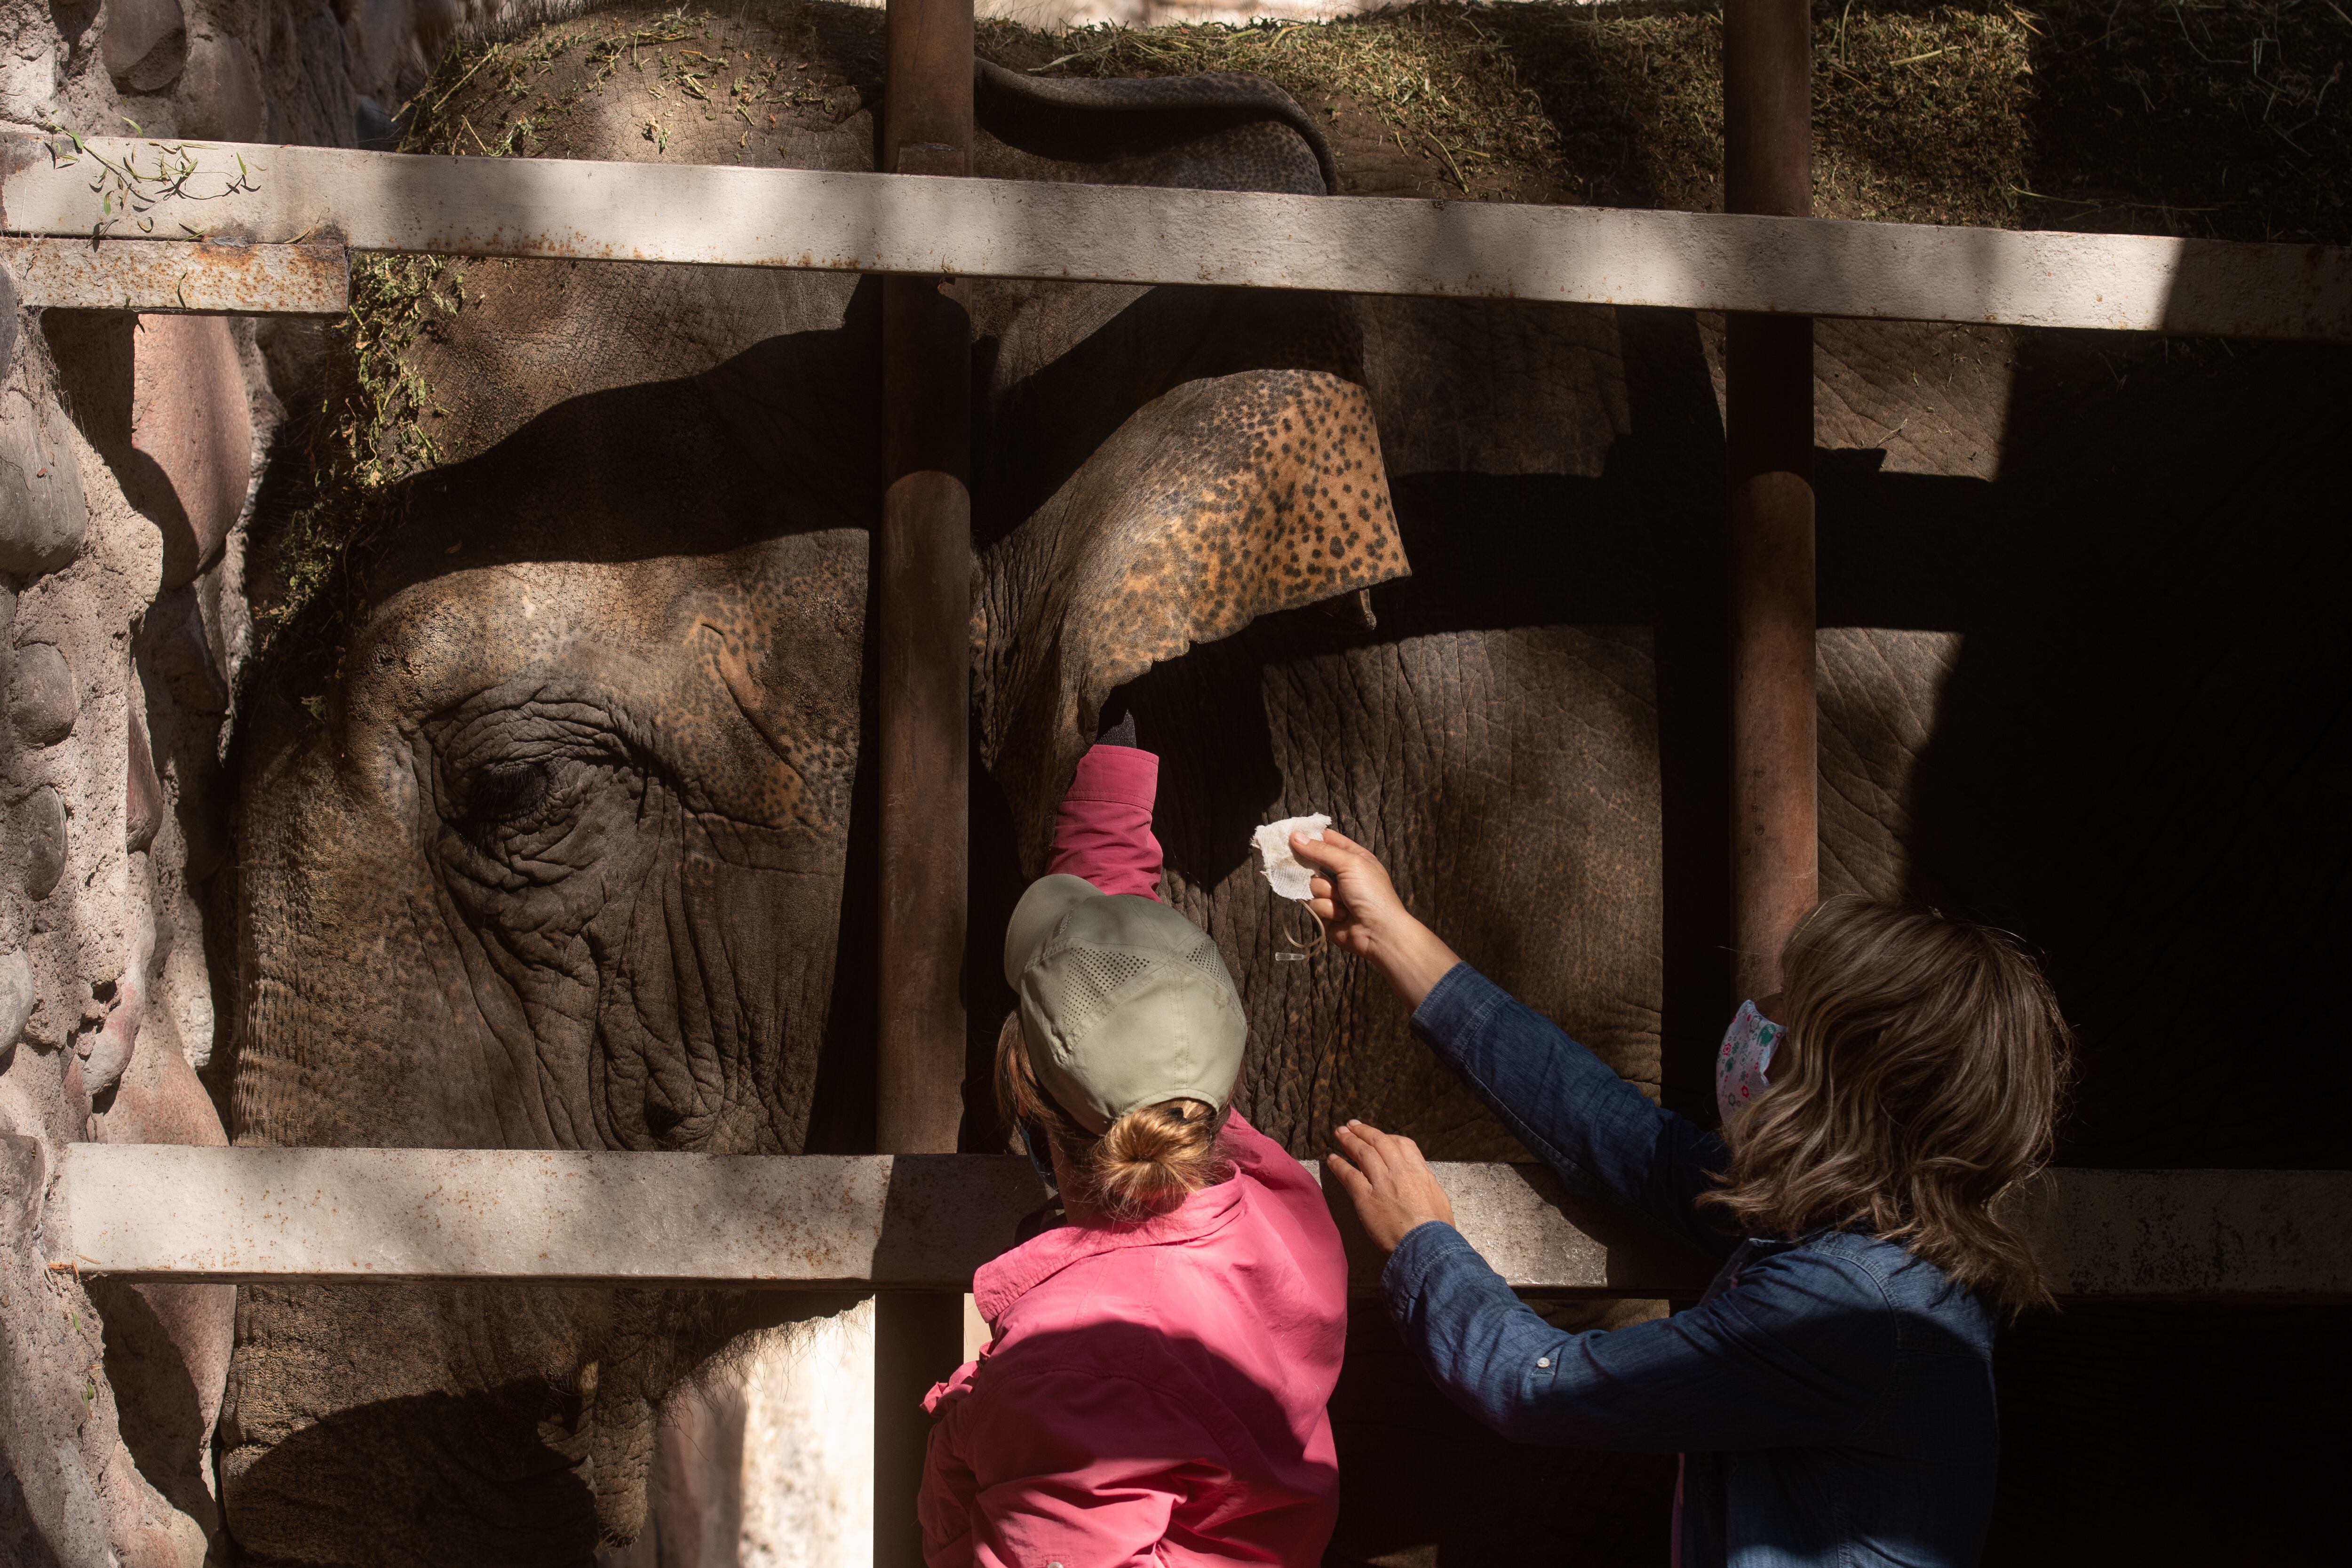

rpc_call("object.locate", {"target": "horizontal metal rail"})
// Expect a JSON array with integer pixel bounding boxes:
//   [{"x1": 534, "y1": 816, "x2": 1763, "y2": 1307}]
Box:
[
  {"x1": 46, "y1": 1146, "x2": 1711, "y2": 1296},
  {"x1": 4, "y1": 136, "x2": 2348, "y2": 341},
  {"x1": 44, "y1": 1145, "x2": 2352, "y2": 1301},
  {"x1": 0, "y1": 234, "x2": 347, "y2": 313}
]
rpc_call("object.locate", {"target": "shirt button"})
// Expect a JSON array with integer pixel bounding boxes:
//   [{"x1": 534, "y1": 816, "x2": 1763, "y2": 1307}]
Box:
[{"x1": 1535, "y1": 1357, "x2": 1552, "y2": 1369}]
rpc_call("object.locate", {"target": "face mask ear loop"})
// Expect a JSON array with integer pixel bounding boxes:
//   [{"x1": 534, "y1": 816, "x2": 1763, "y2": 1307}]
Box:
[
  {"x1": 1278, "y1": 898, "x2": 1327, "y2": 959},
  {"x1": 1020, "y1": 1121, "x2": 1059, "y2": 1194}
]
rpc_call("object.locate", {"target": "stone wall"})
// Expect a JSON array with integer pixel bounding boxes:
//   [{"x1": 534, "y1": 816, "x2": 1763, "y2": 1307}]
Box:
[{"x1": 0, "y1": 1, "x2": 461, "y2": 1561}]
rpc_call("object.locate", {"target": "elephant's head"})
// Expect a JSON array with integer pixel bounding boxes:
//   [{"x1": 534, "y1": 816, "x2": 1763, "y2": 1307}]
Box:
[{"x1": 218, "y1": 6, "x2": 1402, "y2": 1560}]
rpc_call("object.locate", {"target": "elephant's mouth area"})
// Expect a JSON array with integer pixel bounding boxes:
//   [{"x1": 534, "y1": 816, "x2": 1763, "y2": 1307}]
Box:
[
  {"x1": 220, "y1": 1281, "x2": 729, "y2": 1566},
  {"x1": 410, "y1": 681, "x2": 850, "y2": 1154}
]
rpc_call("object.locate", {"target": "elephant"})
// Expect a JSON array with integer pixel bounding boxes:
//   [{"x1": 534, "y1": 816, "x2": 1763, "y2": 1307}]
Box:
[{"x1": 214, "y1": 2, "x2": 2351, "y2": 1564}]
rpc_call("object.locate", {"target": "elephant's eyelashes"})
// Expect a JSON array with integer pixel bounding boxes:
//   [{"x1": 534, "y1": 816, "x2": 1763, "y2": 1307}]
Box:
[
  {"x1": 445, "y1": 756, "x2": 620, "y2": 863},
  {"x1": 463, "y1": 762, "x2": 554, "y2": 825}
]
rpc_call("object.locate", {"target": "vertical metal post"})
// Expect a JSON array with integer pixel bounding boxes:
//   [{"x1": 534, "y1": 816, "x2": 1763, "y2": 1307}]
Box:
[
  {"x1": 874, "y1": 0, "x2": 973, "y2": 1561},
  {"x1": 1722, "y1": 0, "x2": 1818, "y2": 1003},
  {"x1": 878, "y1": 0, "x2": 973, "y2": 1160}
]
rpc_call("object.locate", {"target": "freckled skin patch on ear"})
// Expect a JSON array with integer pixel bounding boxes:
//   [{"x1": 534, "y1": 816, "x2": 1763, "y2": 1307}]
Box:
[
  {"x1": 1112, "y1": 373, "x2": 1400, "y2": 640},
  {"x1": 980, "y1": 367, "x2": 1409, "y2": 867}
]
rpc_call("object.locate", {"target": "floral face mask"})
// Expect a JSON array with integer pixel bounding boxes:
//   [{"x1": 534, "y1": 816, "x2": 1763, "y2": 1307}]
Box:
[{"x1": 1716, "y1": 998, "x2": 1784, "y2": 1128}]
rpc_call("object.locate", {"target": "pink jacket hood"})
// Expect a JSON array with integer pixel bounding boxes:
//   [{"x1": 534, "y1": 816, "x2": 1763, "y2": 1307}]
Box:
[{"x1": 918, "y1": 1112, "x2": 1349, "y2": 1568}]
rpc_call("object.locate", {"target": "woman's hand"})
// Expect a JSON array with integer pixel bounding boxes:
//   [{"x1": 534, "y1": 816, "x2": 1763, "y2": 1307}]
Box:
[
  {"x1": 1326, "y1": 1120, "x2": 1457, "y2": 1253},
  {"x1": 1290, "y1": 828, "x2": 1462, "y2": 1009}
]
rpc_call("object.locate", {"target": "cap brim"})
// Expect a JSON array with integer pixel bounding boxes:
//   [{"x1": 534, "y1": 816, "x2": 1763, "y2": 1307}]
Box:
[{"x1": 1003, "y1": 874, "x2": 1102, "y2": 989}]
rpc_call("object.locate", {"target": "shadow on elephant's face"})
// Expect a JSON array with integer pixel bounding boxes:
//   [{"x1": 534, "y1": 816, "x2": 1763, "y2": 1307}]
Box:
[{"x1": 220, "y1": 333, "x2": 904, "y2": 1558}]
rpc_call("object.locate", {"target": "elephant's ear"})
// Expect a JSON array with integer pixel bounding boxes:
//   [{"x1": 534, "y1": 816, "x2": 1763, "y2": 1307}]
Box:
[{"x1": 979, "y1": 366, "x2": 1408, "y2": 867}]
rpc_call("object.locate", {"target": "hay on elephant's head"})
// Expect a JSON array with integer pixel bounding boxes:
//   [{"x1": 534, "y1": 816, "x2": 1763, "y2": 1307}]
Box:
[{"x1": 254, "y1": 0, "x2": 2351, "y2": 708}]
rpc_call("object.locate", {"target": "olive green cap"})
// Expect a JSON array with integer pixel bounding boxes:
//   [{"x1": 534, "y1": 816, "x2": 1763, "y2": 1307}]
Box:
[{"x1": 1002, "y1": 875, "x2": 1246, "y2": 1135}]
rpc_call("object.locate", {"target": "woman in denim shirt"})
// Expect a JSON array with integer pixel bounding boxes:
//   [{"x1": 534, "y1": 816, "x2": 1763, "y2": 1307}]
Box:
[{"x1": 1295, "y1": 830, "x2": 2073, "y2": 1568}]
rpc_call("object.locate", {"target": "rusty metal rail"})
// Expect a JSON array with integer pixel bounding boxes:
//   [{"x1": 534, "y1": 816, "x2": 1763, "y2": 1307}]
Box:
[
  {"x1": 873, "y1": 0, "x2": 978, "y2": 1555},
  {"x1": 0, "y1": 235, "x2": 347, "y2": 313},
  {"x1": 43, "y1": 1146, "x2": 2352, "y2": 1303},
  {"x1": 5, "y1": 136, "x2": 2350, "y2": 341},
  {"x1": 874, "y1": 0, "x2": 973, "y2": 1170},
  {"x1": 1723, "y1": 0, "x2": 1819, "y2": 1001}
]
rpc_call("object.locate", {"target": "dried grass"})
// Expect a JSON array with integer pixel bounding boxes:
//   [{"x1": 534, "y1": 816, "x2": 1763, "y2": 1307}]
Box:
[
  {"x1": 2014, "y1": 0, "x2": 2351, "y2": 242},
  {"x1": 991, "y1": 1, "x2": 2347, "y2": 240},
  {"x1": 255, "y1": 255, "x2": 465, "y2": 690},
  {"x1": 257, "y1": 0, "x2": 2347, "y2": 701}
]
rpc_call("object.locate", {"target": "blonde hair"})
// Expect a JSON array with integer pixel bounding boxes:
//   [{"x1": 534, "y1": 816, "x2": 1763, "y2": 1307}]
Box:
[
  {"x1": 1701, "y1": 897, "x2": 2076, "y2": 1316},
  {"x1": 994, "y1": 1012, "x2": 1234, "y2": 1223}
]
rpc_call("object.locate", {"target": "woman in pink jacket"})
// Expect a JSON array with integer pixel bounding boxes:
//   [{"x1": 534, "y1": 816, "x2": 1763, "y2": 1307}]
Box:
[{"x1": 918, "y1": 731, "x2": 1350, "y2": 1568}]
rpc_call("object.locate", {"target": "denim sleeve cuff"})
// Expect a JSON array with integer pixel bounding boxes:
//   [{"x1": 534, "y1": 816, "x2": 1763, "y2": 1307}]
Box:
[
  {"x1": 1381, "y1": 1219, "x2": 1485, "y2": 1312},
  {"x1": 1409, "y1": 963, "x2": 1511, "y2": 1058}
]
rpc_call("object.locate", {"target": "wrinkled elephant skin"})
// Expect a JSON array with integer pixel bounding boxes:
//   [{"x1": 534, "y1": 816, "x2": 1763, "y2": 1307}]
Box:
[{"x1": 228, "y1": 435, "x2": 876, "y2": 1558}]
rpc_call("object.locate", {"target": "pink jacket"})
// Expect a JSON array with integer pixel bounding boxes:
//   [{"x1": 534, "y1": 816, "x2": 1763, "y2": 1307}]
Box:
[
  {"x1": 917, "y1": 743, "x2": 1350, "y2": 1568},
  {"x1": 1045, "y1": 742, "x2": 1167, "y2": 900},
  {"x1": 919, "y1": 1114, "x2": 1348, "y2": 1568}
]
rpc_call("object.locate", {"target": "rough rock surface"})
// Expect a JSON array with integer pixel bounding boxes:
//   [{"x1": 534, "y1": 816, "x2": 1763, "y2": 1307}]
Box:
[
  {"x1": 5, "y1": 641, "x2": 75, "y2": 747},
  {"x1": 101, "y1": 0, "x2": 190, "y2": 96},
  {"x1": 129, "y1": 316, "x2": 254, "y2": 592},
  {"x1": 0, "y1": 0, "x2": 447, "y2": 1558},
  {"x1": 0, "y1": 392, "x2": 88, "y2": 581},
  {"x1": 174, "y1": 30, "x2": 263, "y2": 141}
]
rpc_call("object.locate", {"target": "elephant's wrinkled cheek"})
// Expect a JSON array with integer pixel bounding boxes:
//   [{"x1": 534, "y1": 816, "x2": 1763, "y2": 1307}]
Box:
[
  {"x1": 235, "y1": 700, "x2": 496, "y2": 1150},
  {"x1": 593, "y1": 815, "x2": 844, "y2": 1154},
  {"x1": 427, "y1": 768, "x2": 667, "y2": 1151}
]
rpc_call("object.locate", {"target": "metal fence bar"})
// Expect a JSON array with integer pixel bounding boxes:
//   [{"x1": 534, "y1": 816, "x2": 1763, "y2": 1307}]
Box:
[
  {"x1": 0, "y1": 235, "x2": 346, "y2": 313},
  {"x1": 874, "y1": 5, "x2": 979, "y2": 1556},
  {"x1": 7, "y1": 137, "x2": 2349, "y2": 340},
  {"x1": 1723, "y1": 0, "x2": 1820, "y2": 1003},
  {"x1": 44, "y1": 1145, "x2": 2352, "y2": 1302}
]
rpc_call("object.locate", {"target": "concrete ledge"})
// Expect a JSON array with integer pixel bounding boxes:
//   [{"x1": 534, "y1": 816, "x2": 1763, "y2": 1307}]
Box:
[
  {"x1": 5, "y1": 136, "x2": 2348, "y2": 341},
  {"x1": 48, "y1": 1147, "x2": 1044, "y2": 1290},
  {"x1": 46, "y1": 1146, "x2": 2352, "y2": 1300}
]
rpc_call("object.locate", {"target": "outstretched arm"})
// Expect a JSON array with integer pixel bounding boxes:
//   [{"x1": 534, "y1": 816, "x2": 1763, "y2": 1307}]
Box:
[
  {"x1": 1385, "y1": 1221, "x2": 1893, "y2": 1452},
  {"x1": 1047, "y1": 742, "x2": 1163, "y2": 900},
  {"x1": 1327, "y1": 1125, "x2": 1891, "y2": 1452},
  {"x1": 1300, "y1": 831, "x2": 1729, "y2": 1252},
  {"x1": 1291, "y1": 828, "x2": 1460, "y2": 1009}
]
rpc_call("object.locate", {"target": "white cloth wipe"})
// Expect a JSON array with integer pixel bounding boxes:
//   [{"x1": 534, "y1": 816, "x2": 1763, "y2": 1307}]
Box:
[{"x1": 1252, "y1": 814, "x2": 1331, "y2": 902}]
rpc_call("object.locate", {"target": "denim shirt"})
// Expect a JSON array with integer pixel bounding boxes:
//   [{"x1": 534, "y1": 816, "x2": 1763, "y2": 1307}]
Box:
[{"x1": 1383, "y1": 965, "x2": 1999, "y2": 1568}]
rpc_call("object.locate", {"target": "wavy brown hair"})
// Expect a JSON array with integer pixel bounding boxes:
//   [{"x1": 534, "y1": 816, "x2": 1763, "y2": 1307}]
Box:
[
  {"x1": 995, "y1": 1013, "x2": 1234, "y2": 1224},
  {"x1": 1700, "y1": 898, "x2": 2075, "y2": 1316}
]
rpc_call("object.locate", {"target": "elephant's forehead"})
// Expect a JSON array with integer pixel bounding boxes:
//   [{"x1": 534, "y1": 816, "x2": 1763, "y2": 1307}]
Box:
[
  {"x1": 356, "y1": 535, "x2": 865, "y2": 713},
  {"x1": 381, "y1": 543, "x2": 861, "y2": 653}
]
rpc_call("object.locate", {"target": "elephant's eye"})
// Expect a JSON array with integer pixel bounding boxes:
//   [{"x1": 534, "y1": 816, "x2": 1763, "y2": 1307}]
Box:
[
  {"x1": 426, "y1": 693, "x2": 639, "y2": 876},
  {"x1": 463, "y1": 762, "x2": 552, "y2": 825}
]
